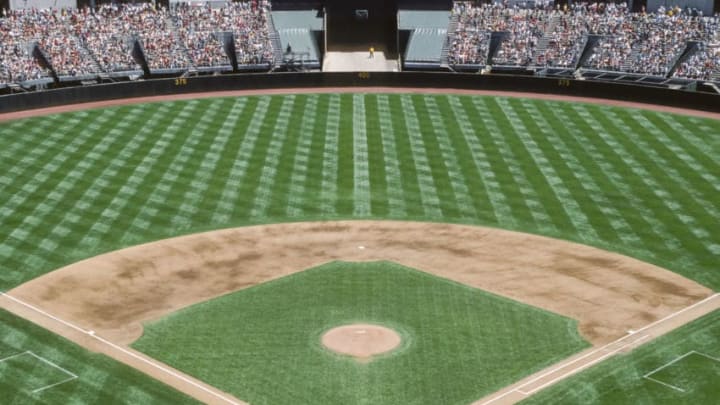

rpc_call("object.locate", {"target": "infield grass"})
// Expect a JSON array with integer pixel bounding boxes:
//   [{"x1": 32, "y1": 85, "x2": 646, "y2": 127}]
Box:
[
  {"x1": 0, "y1": 94, "x2": 718, "y2": 291},
  {"x1": 132, "y1": 261, "x2": 589, "y2": 405},
  {"x1": 520, "y1": 309, "x2": 720, "y2": 405},
  {"x1": 0, "y1": 308, "x2": 197, "y2": 405}
]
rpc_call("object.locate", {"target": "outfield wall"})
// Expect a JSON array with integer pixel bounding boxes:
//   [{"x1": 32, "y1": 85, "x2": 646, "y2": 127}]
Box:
[{"x1": 1, "y1": 72, "x2": 719, "y2": 114}]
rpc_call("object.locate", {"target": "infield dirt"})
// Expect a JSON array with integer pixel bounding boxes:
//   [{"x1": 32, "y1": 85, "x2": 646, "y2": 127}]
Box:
[{"x1": 9, "y1": 221, "x2": 712, "y2": 347}]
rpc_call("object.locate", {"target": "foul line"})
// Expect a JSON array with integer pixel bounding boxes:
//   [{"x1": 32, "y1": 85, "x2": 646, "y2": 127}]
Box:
[
  {"x1": 516, "y1": 334, "x2": 650, "y2": 396},
  {"x1": 479, "y1": 293, "x2": 719, "y2": 404},
  {"x1": 1, "y1": 292, "x2": 242, "y2": 405}
]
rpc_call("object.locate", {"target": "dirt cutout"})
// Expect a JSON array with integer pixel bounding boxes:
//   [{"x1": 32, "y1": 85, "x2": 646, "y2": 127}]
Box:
[
  {"x1": 321, "y1": 324, "x2": 402, "y2": 362},
  {"x1": 9, "y1": 221, "x2": 711, "y2": 347}
]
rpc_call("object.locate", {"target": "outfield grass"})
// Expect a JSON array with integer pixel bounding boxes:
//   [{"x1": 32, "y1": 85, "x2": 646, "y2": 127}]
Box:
[
  {"x1": 520, "y1": 309, "x2": 720, "y2": 405},
  {"x1": 0, "y1": 94, "x2": 717, "y2": 291},
  {"x1": 0, "y1": 308, "x2": 197, "y2": 404},
  {"x1": 132, "y1": 261, "x2": 589, "y2": 405}
]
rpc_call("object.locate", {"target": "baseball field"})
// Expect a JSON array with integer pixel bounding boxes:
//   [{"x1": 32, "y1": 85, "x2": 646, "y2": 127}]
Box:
[{"x1": 0, "y1": 91, "x2": 718, "y2": 404}]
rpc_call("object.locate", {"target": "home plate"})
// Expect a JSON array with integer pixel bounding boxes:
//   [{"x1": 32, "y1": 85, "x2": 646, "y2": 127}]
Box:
[{"x1": 358, "y1": 246, "x2": 365, "y2": 250}]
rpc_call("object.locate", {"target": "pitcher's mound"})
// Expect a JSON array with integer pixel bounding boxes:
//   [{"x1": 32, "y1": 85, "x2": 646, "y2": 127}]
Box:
[{"x1": 321, "y1": 324, "x2": 401, "y2": 361}]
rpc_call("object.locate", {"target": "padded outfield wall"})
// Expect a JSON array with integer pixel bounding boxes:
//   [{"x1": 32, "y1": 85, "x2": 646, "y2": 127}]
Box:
[{"x1": 1, "y1": 72, "x2": 719, "y2": 114}]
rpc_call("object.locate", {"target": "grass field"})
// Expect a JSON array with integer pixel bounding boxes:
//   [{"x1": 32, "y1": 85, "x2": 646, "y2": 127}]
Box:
[
  {"x1": 132, "y1": 261, "x2": 589, "y2": 405},
  {"x1": 520, "y1": 309, "x2": 720, "y2": 404},
  {"x1": 0, "y1": 308, "x2": 197, "y2": 404},
  {"x1": 0, "y1": 93, "x2": 718, "y2": 403}
]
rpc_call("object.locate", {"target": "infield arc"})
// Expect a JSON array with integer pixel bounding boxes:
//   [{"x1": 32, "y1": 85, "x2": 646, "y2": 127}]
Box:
[{"x1": 8, "y1": 220, "x2": 711, "y2": 347}]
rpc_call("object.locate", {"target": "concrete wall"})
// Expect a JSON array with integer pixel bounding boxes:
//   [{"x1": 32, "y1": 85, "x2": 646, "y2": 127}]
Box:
[{"x1": 1, "y1": 72, "x2": 718, "y2": 114}]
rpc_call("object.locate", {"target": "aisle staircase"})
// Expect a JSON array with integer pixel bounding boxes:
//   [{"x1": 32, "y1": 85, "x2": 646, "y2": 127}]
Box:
[
  {"x1": 532, "y1": 13, "x2": 561, "y2": 65},
  {"x1": 166, "y1": 15, "x2": 193, "y2": 69},
  {"x1": 268, "y1": 15, "x2": 284, "y2": 70},
  {"x1": 74, "y1": 34, "x2": 103, "y2": 75},
  {"x1": 440, "y1": 14, "x2": 458, "y2": 68},
  {"x1": 621, "y1": 46, "x2": 640, "y2": 72}
]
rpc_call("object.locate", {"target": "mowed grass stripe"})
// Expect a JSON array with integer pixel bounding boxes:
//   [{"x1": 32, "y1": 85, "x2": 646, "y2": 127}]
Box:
[
  {"x1": 264, "y1": 95, "x2": 309, "y2": 218},
  {"x1": 206, "y1": 97, "x2": 254, "y2": 223},
  {"x1": 336, "y1": 94, "x2": 356, "y2": 215},
  {"x1": 532, "y1": 102, "x2": 638, "y2": 247},
  {"x1": 399, "y1": 94, "x2": 444, "y2": 218},
  {"x1": 421, "y1": 95, "x2": 478, "y2": 219},
  {"x1": 170, "y1": 99, "x2": 230, "y2": 227},
  {"x1": 286, "y1": 95, "x2": 318, "y2": 217},
  {"x1": 351, "y1": 94, "x2": 371, "y2": 216},
  {"x1": 298, "y1": 95, "x2": 330, "y2": 216},
  {"x1": 632, "y1": 112, "x2": 720, "y2": 220},
  {"x1": 549, "y1": 104, "x2": 665, "y2": 251},
  {"x1": 554, "y1": 105, "x2": 676, "y2": 256},
  {"x1": 620, "y1": 113, "x2": 718, "y2": 247},
  {"x1": 109, "y1": 101, "x2": 211, "y2": 245},
  {"x1": 320, "y1": 94, "x2": 340, "y2": 215},
  {"x1": 438, "y1": 96, "x2": 498, "y2": 223},
  {"x1": 653, "y1": 113, "x2": 720, "y2": 175},
  {"x1": 249, "y1": 95, "x2": 297, "y2": 218},
  {"x1": 472, "y1": 97, "x2": 547, "y2": 229},
  {"x1": 0, "y1": 94, "x2": 718, "y2": 291},
  {"x1": 374, "y1": 95, "x2": 406, "y2": 217},
  {"x1": 104, "y1": 103, "x2": 204, "y2": 245},
  {"x1": 210, "y1": 97, "x2": 268, "y2": 223},
  {"x1": 572, "y1": 107, "x2": 689, "y2": 258},
  {"x1": 410, "y1": 95, "x2": 465, "y2": 218},
  {"x1": 55, "y1": 105, "x2": 167, "y2": 251},
  {"x1": 585, "y1": 107, "x2": 711, "y2": 263},
  {"x1": 386, "y1": 95, "x2": 426, "y2": 218},
  {"x1": 2, "y1": 108, "x2": 141, "y2": 281},
  {"x1": 501, "y1": 98, "x2": 592, "y2": 237},
  {"x1": 0, "y1": 109, "x2": 106, "y2": 225},
  {"x1": 517, "y1": 98, "x2": 621, "y2": 241},
  {"x1": 232, "y1": 96, "x2": 286, "y2": 217},
  {"x1": 606, "y1": 110, "x2": 718, "y2": 270},
  {"x1": 187, "y1": 98, "x2": 248, "y2": 224},
  {"x1": 364, "y1": 95, "x2": 391, "y2": 217}
]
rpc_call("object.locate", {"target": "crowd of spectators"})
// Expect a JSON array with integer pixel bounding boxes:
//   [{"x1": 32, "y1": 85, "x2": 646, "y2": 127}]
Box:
[
  {"x1": 450, "y1": 1, "x2": 720, "y2": 80},
  {"x1": 450, "y1": 2, "x2": 549, "y2": 66},
  {"x1": 173, "y1": 1, "x2": 272, "y2": 68},
  {"x1": 2, "y1": 1, "x2": 719, "y2": 84},
  {"x1": 0, "y1": 14, "x2": 46, "y2": 83},
  {"x1": 0, "y1": 0, "x2": 274, "y2": 84}
]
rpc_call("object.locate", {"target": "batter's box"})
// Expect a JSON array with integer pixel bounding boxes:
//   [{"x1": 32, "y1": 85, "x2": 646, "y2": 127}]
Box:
[
  {"x1": 0, "y1": 351, "x2": 77, "y2": 394},
  {"x1": 643, "y1": 351, "x2": 720, "y2": 398}
]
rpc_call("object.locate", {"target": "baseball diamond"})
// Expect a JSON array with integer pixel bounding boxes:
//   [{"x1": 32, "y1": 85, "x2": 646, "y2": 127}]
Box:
[{"x1": 0, "y1": 89, "x2": 718, "y2": 405}]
